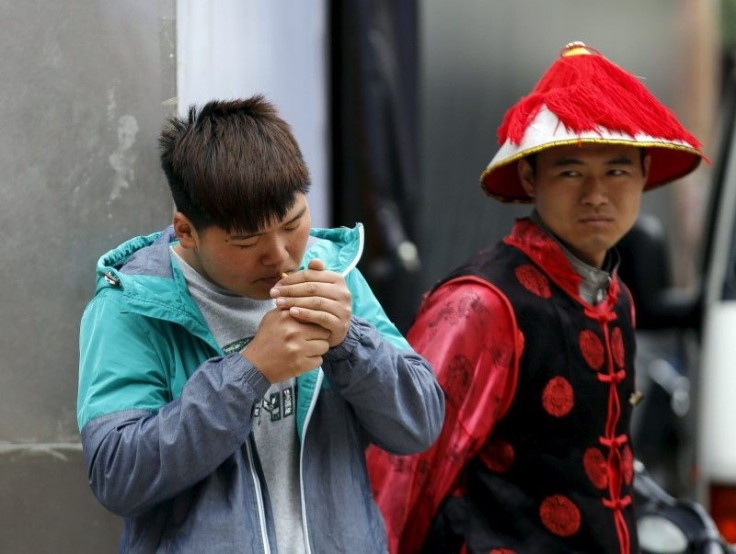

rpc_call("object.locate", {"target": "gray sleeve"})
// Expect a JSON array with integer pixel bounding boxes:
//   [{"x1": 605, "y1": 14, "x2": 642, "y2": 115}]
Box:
[
  {"x1": 322, "y1": 316, "x2": 444, "y2": 454},
  {"x1": 81, "y1": 354, "x2": 270, "y2": 516}
]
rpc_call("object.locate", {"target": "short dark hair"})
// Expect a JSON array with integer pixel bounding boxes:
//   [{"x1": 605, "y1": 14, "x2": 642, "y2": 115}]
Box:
[{"x1": 159, "y1": 95, "x2": 310, "y2": 233}]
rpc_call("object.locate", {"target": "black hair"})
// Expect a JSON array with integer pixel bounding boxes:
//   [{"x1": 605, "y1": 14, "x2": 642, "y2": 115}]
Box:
[{"x1": 159, "y1": 95, "x2": 310, "y2": 233}]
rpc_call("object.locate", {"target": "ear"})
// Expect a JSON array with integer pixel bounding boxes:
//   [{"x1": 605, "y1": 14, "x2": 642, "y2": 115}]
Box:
[
  {"x1": 173, "y1": 212, "x2": 198, "y2": 249},
  {"x1": 642, "y1": 153, "x2": 652, "y2": 183},
  {"x1": 517, "y1": 158, "x2": 536, "y2": 198}
]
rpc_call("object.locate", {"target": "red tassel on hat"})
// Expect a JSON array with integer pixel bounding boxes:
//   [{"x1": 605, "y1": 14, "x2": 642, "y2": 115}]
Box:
[{"x1": 499, "y1": 43, "x2": 701, "y2": 149}]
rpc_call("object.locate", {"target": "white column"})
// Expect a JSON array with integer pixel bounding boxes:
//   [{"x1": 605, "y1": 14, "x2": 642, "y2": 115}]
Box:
[{"x1": 177, "y1": 0, "x2": 329, "y2": 227}]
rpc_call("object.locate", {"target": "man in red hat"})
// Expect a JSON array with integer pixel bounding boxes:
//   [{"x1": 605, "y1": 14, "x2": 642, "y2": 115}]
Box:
[{"x1": 367, "y1": 42, "x2": 705, "y2": 554}]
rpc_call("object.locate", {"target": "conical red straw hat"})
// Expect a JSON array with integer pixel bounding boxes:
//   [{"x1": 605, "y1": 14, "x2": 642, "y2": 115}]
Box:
[{"x1": 480, "y1": 42, "x2": 705, "y2": 203}]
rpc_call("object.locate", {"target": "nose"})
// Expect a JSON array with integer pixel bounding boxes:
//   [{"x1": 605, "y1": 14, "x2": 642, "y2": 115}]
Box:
[
  {"x1": 580, "y1": 175, "x2": 608, "y2": 207},
  {"x1": 261, "y1": 234, "x2": 290, "y2": 267}
]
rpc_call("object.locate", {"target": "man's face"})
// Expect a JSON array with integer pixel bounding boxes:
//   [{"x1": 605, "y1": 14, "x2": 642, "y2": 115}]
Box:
[
  {"x1": 174, "y1": 193, "x2": 311, "y2": 299},
  {"x1": 518, "y1": 143, "x2": 649, "y2": 268}
]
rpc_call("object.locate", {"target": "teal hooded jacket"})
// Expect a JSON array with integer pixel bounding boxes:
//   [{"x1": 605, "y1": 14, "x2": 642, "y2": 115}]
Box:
[{"x1": 77, "y1": 224, "x2": 444, "y2": 553}]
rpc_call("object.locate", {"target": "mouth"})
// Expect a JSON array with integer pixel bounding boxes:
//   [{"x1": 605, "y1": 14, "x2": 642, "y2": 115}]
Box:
[
  {"x1": 579, "y1": 216, "x2": 613, "y2": 225},
  {"x1": 257, "y1": 271, "x2": 291, "y2": 285},
  {"x1": 256, "y1": 275, "x2": 281, "y2": 286}
]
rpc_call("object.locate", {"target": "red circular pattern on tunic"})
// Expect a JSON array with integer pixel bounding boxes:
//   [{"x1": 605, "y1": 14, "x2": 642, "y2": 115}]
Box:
[
  {"x1": 480, "y1": 439, "x2": 516, "y2": 473},
  {"x1": 622, "y1": 445, "x2": 634, "y2": 485},
  {"x1": 540, "y1": 495, "x2": 581, "y2": 537},
  {"x1": 583, "y1": 447, "x2": 608, "y2": 489},
  {"x1": 611, "y1": 326, "x2": 625, "y2": 369},
  {"x1": 542, "y1": 377, "x2": 574, "y2": 417},
  {"x1": 579, "y1": 330, "x2": 604, "y2": 370},
  {"x1": 515, "y1": 264, "x2": 552, "y2": 298}
]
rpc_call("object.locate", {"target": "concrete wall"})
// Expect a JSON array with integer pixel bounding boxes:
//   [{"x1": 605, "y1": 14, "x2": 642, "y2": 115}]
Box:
[
  {"x1": 0, "y1": 1, "x2": 331, "y2": 550},
  {"x1": 0, "y1": 1, "x2": 175, "y2": 551}
]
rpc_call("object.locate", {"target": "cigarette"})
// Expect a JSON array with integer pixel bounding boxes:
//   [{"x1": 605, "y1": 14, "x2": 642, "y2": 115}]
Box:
[{"x1": 281, "y1": 272, "x2": 289, "y2": 280}]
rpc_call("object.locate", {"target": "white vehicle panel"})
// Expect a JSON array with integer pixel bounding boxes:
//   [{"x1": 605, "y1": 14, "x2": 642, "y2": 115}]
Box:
[{"x1": 698, "y1": 301, "x2": 736, "y2": 483}]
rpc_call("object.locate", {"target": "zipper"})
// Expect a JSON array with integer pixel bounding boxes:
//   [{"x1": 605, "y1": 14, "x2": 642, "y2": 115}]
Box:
[
  {"x1": 245, "y1": 438, "x2": 272, "y2": 554},
  {"x1": 298, "y1": 368, "x2": 324, "y2": 554},
  {"x1": 341, "y1": 223, "x2": 364, "y2": 277},
  {"x1": 296, "y1": 224, "x2": 361, "y2": 552}
]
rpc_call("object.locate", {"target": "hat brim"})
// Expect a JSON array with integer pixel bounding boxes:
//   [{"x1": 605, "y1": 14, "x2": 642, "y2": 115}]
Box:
[{"x1": 480, "y1": 107, "x2": 704, "y2": 203}]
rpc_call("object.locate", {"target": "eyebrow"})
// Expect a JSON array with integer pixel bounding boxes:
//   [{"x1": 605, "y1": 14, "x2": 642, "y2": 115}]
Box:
[
  {"x1": 606, "y1": 156, "x2": 635, "y2": 165},
  {"x1": 228, "y1": 207, "x2": 307, "y2": 240},
  {"x1": 552, "y1": 157, "x2": 583, "y2": 167}
]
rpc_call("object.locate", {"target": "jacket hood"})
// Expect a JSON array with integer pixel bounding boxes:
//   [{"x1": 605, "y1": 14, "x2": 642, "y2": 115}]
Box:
[
  {"x1": 301, "y1": 225, "x2": 364, "y2": 277},
  {"x1": 94, "y1": 224, "x2": 365, "y2": 298}
]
